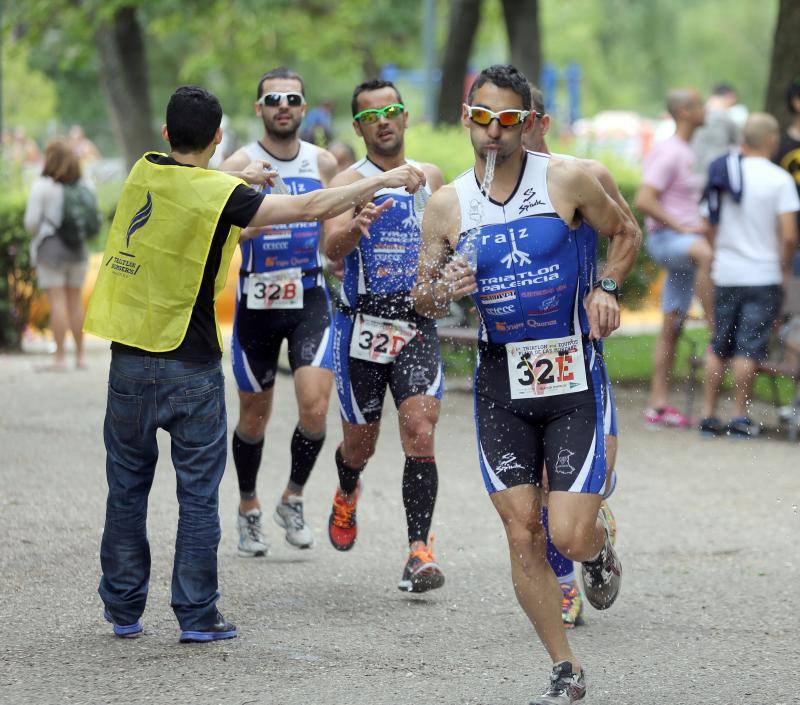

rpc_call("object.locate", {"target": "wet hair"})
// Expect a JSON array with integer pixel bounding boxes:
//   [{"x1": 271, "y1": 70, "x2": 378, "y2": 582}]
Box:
[
  {"x1": 257, "y1": 67, "x2": 305, "y2": 100},
  {"x1": 42, "y1": 138, "x2": 81, "y2": 184},
  {"x1": 351, "y1": 79, "x2": 403, "y2": 116},
  {"x1": 528, "y1": 83, "x2": 545, "y2": 115},
  {"x1": 165, "y1": 85, "x2": 223, "y2": 153},
  {"x1": 467, "y1": 65, "x2": 532, "y2": 110},
  {"x1": 787, "y1": 79, "x2": 800, "y2": 115}
]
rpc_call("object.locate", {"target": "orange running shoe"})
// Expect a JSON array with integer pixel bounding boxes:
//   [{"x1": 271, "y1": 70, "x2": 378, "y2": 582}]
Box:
[
  {"x1": 328, "y1": 484, "x2": 360, "y2": 551},
  {"x1": 398, "y1": 536, "x2": 445, "y2": 593}
]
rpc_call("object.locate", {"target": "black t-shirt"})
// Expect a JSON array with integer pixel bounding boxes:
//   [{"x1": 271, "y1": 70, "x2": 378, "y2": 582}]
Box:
[
  {"x1": 775, "y1": 131, "x2": 800, "y2": 228},
  {"x1": 112, "y1": 155, "x2": 264, "y2": 362}
]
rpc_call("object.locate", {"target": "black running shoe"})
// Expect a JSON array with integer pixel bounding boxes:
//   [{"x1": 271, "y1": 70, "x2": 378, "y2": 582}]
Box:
[
  {"x1": 698, "y1": 416, "x2": 723, "y2": 436},
  {"x1": 179, "y1": 611, "x2": 237, "y2": 643},
  {"x1": 580, "y1": 509, "x2": 621, "y2": 610},
  {"x1": 727, "y1": 416, "x2": 761, "y2": 438},
  {"x1": 530, "y1": 661, "x2": 586, "y2": 704}
]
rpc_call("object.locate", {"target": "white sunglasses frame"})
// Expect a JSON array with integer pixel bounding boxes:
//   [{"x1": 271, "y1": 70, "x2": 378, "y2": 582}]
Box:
[
  {"x1": 465, "y1": 105, "x2": 532, "y2": 127},
  {"x1": 257, "y1": 91, "x2": 306, "y2": 108}
]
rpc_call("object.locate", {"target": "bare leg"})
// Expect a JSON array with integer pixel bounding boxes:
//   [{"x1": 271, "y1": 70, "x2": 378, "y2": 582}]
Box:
[
  {"x1": 731, "y1": 356, "x2": 758, "y2": 417},
  {"x1": 702, "y1": 351, "x2": 726, "y2": 418},
  {"x1": 65, "y1": 286, "x2": 85, "y2": 367},
  {"x1": 547, "y1": 491, "x2": 605, "y2": 564},
  {"x1": 648, "y1": 310, "x2": 682, "y2": 409},
  {"x1": 44, "y1": 286, "x2": 69, "y2": 369},
  {"x1": 491, "y1": 484, "x2": 579, "y2": 670},
  {"x1": 688, "y1": 237, "x2": 714, "y2": 330}
]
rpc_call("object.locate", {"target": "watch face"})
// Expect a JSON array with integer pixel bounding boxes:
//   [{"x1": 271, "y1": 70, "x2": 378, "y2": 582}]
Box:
[{"x1": 601, "y1": 278, "x2": 618, "y2": 293}]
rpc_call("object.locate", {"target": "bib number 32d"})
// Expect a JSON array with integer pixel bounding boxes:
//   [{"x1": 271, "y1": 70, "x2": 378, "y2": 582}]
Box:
[
  {"x1": 505, "y1": 334, "x2": 588, "y2": 399},
  {"x1": 349, "y1": 314, "x2": 417, "y2": 364}
]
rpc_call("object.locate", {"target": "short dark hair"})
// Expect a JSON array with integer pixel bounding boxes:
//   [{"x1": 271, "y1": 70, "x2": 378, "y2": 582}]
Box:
[
  {"x1": 165, "y1": 86, "x2": 223, "y2": 153},
  {"x1": 528, "y1": 83, "x2": 545, "y2": 115},
  {"x1": 787, "y1": 79, "x2": 800, "y2": 115},
  {"x1": 351, "y1": 79, "x2": 403, "y2": 116},
  {"x1": 257, "y1": 67, "x2": 305, "y2": 100},
  {"x1": 711, "y1": 83, "x2": 736, "y2": 97},
  {"x1": 468, "y1": 64, "x2": 532, "y2": 110}
]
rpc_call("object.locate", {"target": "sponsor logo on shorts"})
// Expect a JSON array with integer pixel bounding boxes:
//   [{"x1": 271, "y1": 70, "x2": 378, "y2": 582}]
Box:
[
  {"x1": 260, "y1": 369, "x2": 275, "y2": 387},
  {"x1": 408, "y1": 366, "x2": 431, "y2": 387},
  {"x1": 495, "y1": 452, "x2": 525, "y2": 477},
  {"x1": 480, "y1": 290, "x2": 515, "y2": 304},
  {"x1": 362, "y1": 398, "x2": 382, "y2": 414},
  {"x1": 554, "y1": 448, "x2": 576, "y2": 475},
  {"x1": 301, "y1": 341, "x2": 316, "y2": 361},
  {"x1": 485, "y1": 304, "x2": 516, "y2": 316}
]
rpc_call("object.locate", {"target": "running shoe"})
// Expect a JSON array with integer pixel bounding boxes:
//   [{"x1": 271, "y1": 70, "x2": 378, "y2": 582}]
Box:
[
  {"x1": 560, "y1": 581, "x2": 584, "y2": 629},
  {"x1": 580, "y1": 508, "x2": 622, "y2": 610},
  {"x1": 698, "y1": 416, "x2": 724, "y2": 437},
  {"x1": 727, "y1": 416, "x2": 761, "y2": 438},
  {"x1": 599, "y1": 501, "x2": 617, "y2": 546},
  {"x1": 273, "y1": 495, "x2": 314, "y2": 549},
  {"x1": 644, "y1": 406, "x2": 692, "y2": 428},
  {"x1": 530, "y1": 661, "x2": 586, "y2": 704},
  {"x1": 398, "y1": 536, "x2": 445, "y2": 593},
  {"x1": 237, "y1": 508, "x2": 269, "y2": 557},
  {"x1": 328, "y1": 483, "x2": 360, "y2": 551},
  {"x1": 103, "y1": 609, "x2": 143, "y2": 638},
  {"x1": 179, "y1": 611, "x2": 237, "y2": 643}
]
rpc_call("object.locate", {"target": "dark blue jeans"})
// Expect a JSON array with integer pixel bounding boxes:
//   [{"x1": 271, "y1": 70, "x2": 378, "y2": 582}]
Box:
[{"x1": 98, "y1": 352, "x2": 227, "y2": 631}]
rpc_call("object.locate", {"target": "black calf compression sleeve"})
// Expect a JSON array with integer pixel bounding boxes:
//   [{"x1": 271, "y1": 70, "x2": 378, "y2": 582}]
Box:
[
  {"x1": 232, "y1": 431, "x2": 264, "y2": 500},
  {"x1": 402, "y1": 456, "x2": 438, "y2": 544},
  {"x1": 335, "y1": 446, "x2": 365, "y2": 495},
  {"x1": 289, "y1": 425, "x2": 325, "y2": 493}
]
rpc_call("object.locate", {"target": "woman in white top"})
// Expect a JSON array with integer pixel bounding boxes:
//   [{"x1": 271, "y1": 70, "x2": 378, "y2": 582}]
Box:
[{"x1": 24, "y1": 139, "x2": 90, "y2": 371}]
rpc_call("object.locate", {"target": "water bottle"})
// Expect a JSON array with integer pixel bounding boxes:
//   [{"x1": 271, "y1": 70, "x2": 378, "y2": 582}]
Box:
[
  {"x1": 460, "y1": 228, "x2": 479, "y2": 270},
  {"x1": 413, "y1": 187, "x2": 430, "y2": 222},
  {"x1": 270, "y1": 173, "x2": 291, "y2": 195}
]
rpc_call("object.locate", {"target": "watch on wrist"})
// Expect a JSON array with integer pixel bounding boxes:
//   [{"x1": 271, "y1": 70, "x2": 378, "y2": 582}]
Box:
[{"x1": 593, "y1": 277, "x2": 620, "y2": 299}]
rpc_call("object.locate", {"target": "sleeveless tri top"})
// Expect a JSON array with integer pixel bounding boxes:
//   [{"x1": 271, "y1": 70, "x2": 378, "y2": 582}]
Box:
[
  {"x1": 453, "y1": 151, "x2": 594, "y2": 345},
  {"x1": 239, "y1": 140, "x2": 324, "y2": 289}
]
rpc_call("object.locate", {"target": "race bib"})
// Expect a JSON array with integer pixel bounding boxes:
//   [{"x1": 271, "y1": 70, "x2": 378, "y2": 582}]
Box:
[
  {"x1": 349, "y1": 314, "x2": 417, "y2": 364},
  {"x1": 505, "y1": 334, "x2": 588, "y2": 399},
  {"x1": 246, "y1": 268, "x2": 303, "y2": 310}
]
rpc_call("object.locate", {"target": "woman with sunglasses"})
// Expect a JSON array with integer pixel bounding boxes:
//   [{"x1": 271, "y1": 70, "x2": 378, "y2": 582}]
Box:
[
  {"x1": 413, "y1": 64, "x2": 641, "y2": 705},
  {"x1": 323, "y1": 78, "x2": 448, "y2": 595}
]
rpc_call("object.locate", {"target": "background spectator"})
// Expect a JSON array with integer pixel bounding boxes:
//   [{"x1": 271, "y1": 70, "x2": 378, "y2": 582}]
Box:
[
  {"x1": 23, "y1": 139, "x2": 96, "y2": 371},
  {"x1": 329, "y1": 141, "x2": 356, "y2": 173},
  {"x1": 699, "y1": 113, "x2": 799, "y2": 436},
  {"x1": 691, "y1": 83, "x2": 742, "y2": 177},
  {"x1": 774, "y1": 79, "x2": 800, "y2": 277},
  {"x1": 635, "y1": 88, "x2": 711, "y2": 427},
  {"x1": 68, "y1": 124, "x2": 101, "y2": 163}
]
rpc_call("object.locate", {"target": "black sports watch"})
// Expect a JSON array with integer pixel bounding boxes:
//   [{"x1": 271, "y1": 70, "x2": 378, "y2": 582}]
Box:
[{"x1": 593, "y1": 277, "x2": 620, "y2": 299}]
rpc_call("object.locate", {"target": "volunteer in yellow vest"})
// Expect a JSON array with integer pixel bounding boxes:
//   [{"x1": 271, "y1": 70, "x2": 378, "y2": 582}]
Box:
[{"x1": 85, "y1": 85, "x2": 426, "y2": 644}]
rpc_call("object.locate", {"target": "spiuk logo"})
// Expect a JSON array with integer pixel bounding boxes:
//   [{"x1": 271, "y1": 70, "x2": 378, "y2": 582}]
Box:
[{"x1": 126, "y1": 192, "x2": 152, "y2": 248}]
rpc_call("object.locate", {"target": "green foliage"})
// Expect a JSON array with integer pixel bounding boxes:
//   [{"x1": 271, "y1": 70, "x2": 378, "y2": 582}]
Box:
[
  {"x1": 0, "y1": 194, "x2": 36, "y2": 350},
  {"x1": 1, "y1": 41, "x2": 58, "y2": 140}
]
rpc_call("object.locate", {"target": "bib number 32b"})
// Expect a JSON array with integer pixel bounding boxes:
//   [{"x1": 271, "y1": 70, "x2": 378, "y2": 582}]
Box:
[
  {"x1": 246, "y1": 268, "x2": 303, "y2": 310},
  {"x1": 349, "y1": 314, "x2": 417, "y2": 364},
  {"x1": 505, "y1": 334, "x2": 588, "y2": 399}
]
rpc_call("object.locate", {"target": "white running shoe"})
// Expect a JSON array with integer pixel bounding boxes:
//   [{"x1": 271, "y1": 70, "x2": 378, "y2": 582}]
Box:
[
  {"x1": 274, "y1": 495, "x2": 314, "y2": 549},
  {"x1": 237, "y1": 508, "x2": 269, "y2": 557}
]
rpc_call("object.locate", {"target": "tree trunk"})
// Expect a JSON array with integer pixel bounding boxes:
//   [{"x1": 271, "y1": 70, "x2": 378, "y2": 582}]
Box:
[
  {"x1": 765, "y1": 0, "x2": 800, "y2": 129},
  {"x1": 95, "y1": 6, "x2": 157, "y2": 169},
  {"x1": 501, "y1": 0, "x2": 540, "y2": 86},
  {"x1": 437, "y1": 0, "x2": 482, "y2": 125}
]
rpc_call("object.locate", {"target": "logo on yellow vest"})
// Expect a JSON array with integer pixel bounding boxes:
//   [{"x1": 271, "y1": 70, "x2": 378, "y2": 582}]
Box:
[{"x1": 126, "y1": 191, "x2": 153, "y2": 248}]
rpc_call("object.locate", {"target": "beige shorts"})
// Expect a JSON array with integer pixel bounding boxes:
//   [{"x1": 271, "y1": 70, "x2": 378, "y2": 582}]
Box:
[{"x1": 37, "y1": 261, "x2": 88, "y2": 289}]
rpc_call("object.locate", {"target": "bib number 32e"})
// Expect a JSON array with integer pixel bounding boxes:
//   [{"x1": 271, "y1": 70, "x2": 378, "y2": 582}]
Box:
[
  {"x1": 349, "y1": 314, "x2": 417, "y2": 364},
  {"x1": 505, "y1": 334, "x2": 588, "y2": 399},
  {"x1": 246, "y1": 268, "x2": 303, "y2": 310}
]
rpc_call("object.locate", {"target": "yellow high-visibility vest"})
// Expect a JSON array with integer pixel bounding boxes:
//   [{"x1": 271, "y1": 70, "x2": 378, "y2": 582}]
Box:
[{"x1": 84, "y1": 153, "x2": 245, "y2": 352}]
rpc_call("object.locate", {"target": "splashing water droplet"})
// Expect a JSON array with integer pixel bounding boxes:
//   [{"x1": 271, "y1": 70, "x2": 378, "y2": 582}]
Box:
[{"x1": 481, "y1": 149, "x2": 497, "y2": 197}]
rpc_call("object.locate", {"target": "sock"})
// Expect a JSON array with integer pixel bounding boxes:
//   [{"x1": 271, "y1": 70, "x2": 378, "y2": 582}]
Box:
[
  {"x1": 542, "y1": 506, "x2": 575, "y2": 581},
  {"x1": 288, "y1": 425, "x2": 325, "y2": 493},
  {"x1": 232, "y1": 430, "x2": 264, "y2": 501},
  {"x1": 335, "y1": 446, "x2": 364, "y2": 495},
  {"x1": 402, "y1": 456, "x2": 438, "y2": 545}
]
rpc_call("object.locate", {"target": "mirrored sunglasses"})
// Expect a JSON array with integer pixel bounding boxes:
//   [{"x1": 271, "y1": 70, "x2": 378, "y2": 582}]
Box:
[
  {"x1": 466, "y1": 105, "x2": 532, "y2": 128},
  {"x1": 258, "y1": 91, "x2": 305, "y2": 108},
  {"x1": 353, "y1": 103, "x2": 405, "y2": 124}
]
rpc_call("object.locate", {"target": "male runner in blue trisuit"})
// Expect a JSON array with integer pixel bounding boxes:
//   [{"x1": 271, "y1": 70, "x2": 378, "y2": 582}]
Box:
[
  {"x1": 222, "y1": 68, "x2": 339, "y2": 555},
  {"x1": 323, "y1": 79, "x2": 447, "y2": 592},
  {"x1": 413, "y1": 65, "x2": 641, "y2": 704},
  {"x1": 522, "y1": 84, "x2": 631, "y2": 629}
]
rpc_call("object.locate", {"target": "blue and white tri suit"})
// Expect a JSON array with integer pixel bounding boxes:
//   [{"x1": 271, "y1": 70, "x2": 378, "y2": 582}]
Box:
[
  {"x1": 453, "y1": 151, "x2": 608, "y2": 494},
  {"x1": 231, "y1": 140, "x2": 333, "y2": 392},
  {"x1": 332, "y1": 157, "x2": 443, "y2": 424}
]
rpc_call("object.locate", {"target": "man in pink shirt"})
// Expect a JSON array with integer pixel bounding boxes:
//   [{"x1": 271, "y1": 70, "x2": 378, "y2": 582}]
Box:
[{"x1": 635, "y1": 88, "x2": 711, "y2": 426}]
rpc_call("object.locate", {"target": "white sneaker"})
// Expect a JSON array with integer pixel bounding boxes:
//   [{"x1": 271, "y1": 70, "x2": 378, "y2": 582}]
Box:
[
  {"x1": 237, "y1": 508, "x2": 269, "y2": 557},
  {"x1": 273, "y1": 495, "x2": 314, "y2": 549}
]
